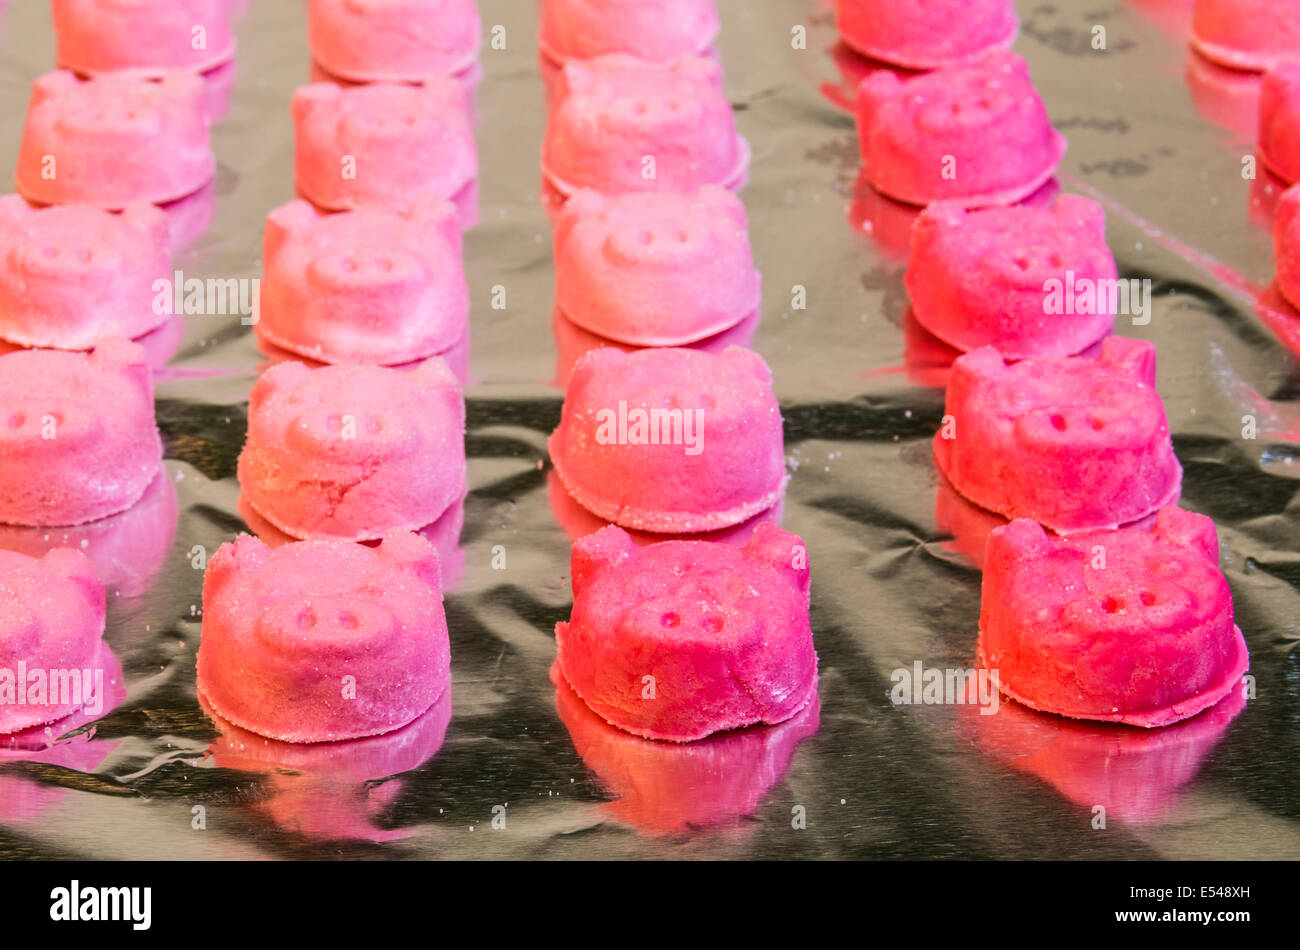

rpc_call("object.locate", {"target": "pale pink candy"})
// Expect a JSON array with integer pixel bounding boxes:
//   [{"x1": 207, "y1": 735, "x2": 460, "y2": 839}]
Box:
[
  {"x1": 0, "y1": 197, "x2": 171, "y2": 350},
  {"x1": 197, "y1": 531, "x2": 450, "y2": 743},
  {"x1": 53, "y1": 0, "x2": 236, "y2": 76},
  {"x1": 980, "y1": 509, "x2": 1250, "y2": 728},
  {"x1": 1190, "y1": 0, "x2": 1300, "y2": 72},
  {"x1": 0, "y1": 340, "x2": 162, "y2": 527},
  {"x1": 292, "y1": 81, "x2": 476, "y2": 213},
  {"x1": 308, "y1": 0, "x2": 480, "y2": 81},
  {"x1": 554, "y1": 522, "x2": 817, "y2": 742},
  {"x1": 542, "y1": 54, "x2": 749, "y2": 195},
  {"x1": 856, "y1": 51, "x2": 1066, "y2": 207},
  {"x1": 1259, "y1": 65, "x2": 1300, "y2": 184},
  {"x1": 905, "y1": 196, "x2": 1116, "y2": 359},
  {"x1": 238, "y1": 359, "x2": 465, "y2": 541},
  {"x1": 539, "y1": 0, "x2": 719, "y2": 64},
  {"x1": 258, "y1": 197, "x2": 466, "y2": 365},
  {"x1": 548, "y1": 346, "x2": 786, "y2": 533},
  {"x1": 15, "y1": 70, "x2": 213, "y2": 208},
  {"x1": 1274, "y1": 183, "x2": 1300, "y2": 309},
  {"x1": 0, "y1": 548, "x2": 106, "y2": 734},
  {"x1": 836, "y1": 0, "x2": 1018, "y2": 70},
  {"x1": 554, "y1": 187, "x2": 760, "y2": 346},
  {"x1": 933, "y1": 337, "x2": 1183, "y2": 534}
]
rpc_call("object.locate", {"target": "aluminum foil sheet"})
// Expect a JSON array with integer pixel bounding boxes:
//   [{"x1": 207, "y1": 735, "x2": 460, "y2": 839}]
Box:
[{"x1": 0, "y1": 0, "x2": 1297, "y2": 860}]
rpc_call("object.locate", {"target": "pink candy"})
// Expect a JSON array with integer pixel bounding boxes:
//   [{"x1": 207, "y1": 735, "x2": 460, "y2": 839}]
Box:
[
  {"x1": 980, "y1": 508, "x2": 1249, "y2": 728},
  {"x1": 554, "y1": 522, "x2": 817, "y2": 741},
  {"x1": 1190, "y1": 0, "x2": 1300, "y2": 72},
  {"x1": 1259, "y1": 65, "x2": 1300, "y2": 184},
  {"x1": 292, "y1": 81, "x2": 476, "y2": 213},
  {"x1": 856, "y1": 51, "x2": 1066, "y2": 207},
  {"x1": 549, "y1": 346, "x2": 786, "y2": 533},
  {"x1": 259, "y1": 197, "x2": 467, "y2": 365},
  {"x1": 542, "y1": 54, "x2": 749, "y2": 195},
  {"x1": 934, "y1": 337, "x2": 1182, "y2": 534},
  {"x1": 1275, "y1": 183, "x2": 1300, "y2": 309},
  {"x1": 0, "y1": 548, "x2": 106, "y2": 734},
  {"x1": 905, "y1": 196, "x2": 1116, "y2": 359},
  {"x1": 555, "y1": 187, "x2": 760, "y2": 345},
  {"x1": 53, "y1": 0, "x2": 236, "y2": 76},
  {"x1": 0, "y1": 197, "x2": 171, "y2": 350},
  {"x1": 197, "y1": 531, "x2": 451, "y2": 743},
  {"x1": 308, "y1": 0, "x2": 481, "y2": 82},
  {"x1": 16, "y1": 71, "x2": 213, "y2": 209},
  {"x1": 539, "y1": 0, "x2": 720, "y2": 64},
  {"x1": 836, "y1": 0, "x2": 1018, "y2": 70},
  {"x1": 0, "y1": 340, "x2": 162, "y2": 527},
  {"x1": 238, "y1": 359, "x2": 465, "y2": 541}
]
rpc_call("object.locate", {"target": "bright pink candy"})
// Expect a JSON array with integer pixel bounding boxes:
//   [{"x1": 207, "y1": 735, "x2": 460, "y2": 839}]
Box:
[
  {"x1": 934, "y1": 337, "x2": 1182, "y2": 534},
  {"x1": 293, "y1": 81, "x2": 476, "y2": 213},
  {"x1": 539, "y1": 0, "x2": 719, "y2": 64},
  {"x1": 1274, "y1": 183, "x2": 1300, "y2": 309},
  {"x1": 1259, "y1": 65, "x2": 1300, "y2": 184},
  {"x1": 1190, "y1": 0, "x2": 1300, "y2": 72},
  {"x1": 542, "y1": 54, "x2": 749, "y2": 196},
  {"x1": 554, "y1": 522, "x2": 817, "y2": 742},
  {"x1": 308, "y1": 0, "x2": 480, "y2": 82},
  {"x1": 548, "y1": 345, "x2": 786, "y2": 533},
  {"x1": 259, "y1": 197, "x2": 466, "y2": 365},
  {"x1": 0, "y1": 340, "x2": 162, "y2": 527},
  {"x1": 238, "y1": 359, "x2": 465, "y2": 541},
  {"x1": 197, "y1": 531, "x2": 451, "y2": 743},
  {"x1": 905, "y1": 196, "x2": 1116, "y2": 359},
  {"x1": 0, "y1": 549, "x2": 106, "y2": 734},
  {"x1": 16, "y1": 71, "x2": 212, "y2": 209},
  {"x1": 555, "y1": 187, "x2": 760, "y2": 345},
  {"x1": 0, "y1": 197, "x2": 170, "y2": 350},
  {"x1": 980, "y1": 508, "x2": 1250, "y2": 728},
  {"x1": 53, "y1": 0, "x2": 236, "y2": 76},
  {"x1": 856, "y1": 51, "x2": 1066, "y2": 207},
  {"x1": 836, "y1": 0, "x2": 1018, "y2": 70}
]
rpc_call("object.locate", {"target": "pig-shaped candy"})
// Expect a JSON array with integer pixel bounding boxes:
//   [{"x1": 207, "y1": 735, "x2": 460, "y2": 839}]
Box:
[
  {"x1": 308, "y1": 0, "x2": 481, "y2": 82},
  {"x1": 979, "y1": 508, "x2": 1250, "y2": 728},
  {"x1": 1190, "y1": 0, "x2": 1300, "y2": 72},
  {"x1": 0, "y1": 197, "x2": 171, "y2": 350},
  {"x1": 0, "y1": 548, "x2": 108, "y2": 734},
  {"x1": 238, "y1": 359, "x2": 466, "y2": 541},
  {"x1": 905, "y1": 196, "x2": 1116, "y2": 359},
  {"x1": 835, "y1": 0, "x2": 1018, "y2": 70},
  {"x1": 1259, "y1": 65, "x2": 1300, "y2": 184},
  {"x1": 933, "y1": 337, "x2": 1183, "y2": 534},
  {"x1": 53, "y1": 0, "x2": 237, "y2": 76},
  {"x1": 292, "y1": 81, "x2": 476, "y2": 215},
  {"x1": 554, "y1": 522, "x2": 818, "y2": 742},
  {"x1": 856, "y1": 51, "x2": 1066, "y2": 207},
  {"x1": 548, "y1": 345, "x2": 786, "y2": 533},
  {"x1": 197, "y1": 531, "x2": 451, "y2": 743},
  {"x1": 554, "y1": 187, "x2": 760, "y2": 346},
  {"x1": 1274, "y1": 183, "x2": 1300, "y2": 309},
  {"x1": 15, "y1": 70, "x2": 214, "y2": 208},
  {"x1": 542, "y1": 54, "x2": 749, "y2": 196},
  {"x1": 539, "y1": 0, "x2": 719, "y2": 64},
  {"x1": 258, "y1": 197, "x2": 466, "y2": 365},
  {"x1": 0, "y1": 340, "x2": 162, "y2": 527}
]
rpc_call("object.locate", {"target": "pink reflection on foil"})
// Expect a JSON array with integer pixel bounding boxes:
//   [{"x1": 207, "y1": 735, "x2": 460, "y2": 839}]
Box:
[
  {"x1": 959, "y1": 678, "x2": 1247, "y2": 824},
  {"x1": 0, "y1": 466, "x2": 178, "y2": 599},
  {"x1": 550, "y1": 307, "x2": 758, "y2": 390},
  {"x1": 0, "y1": 645, "x2": 126, "y2": 823},
  {"x1": 552, "y1": 665, "x2": 819, "y2": 836},
  {"x1": 1185, "y1": 48, "x2": 1262, "y2": 139},
  {"x1": 255, "y1": 328, "x2": 472, "y2": 389},
  {"x1": 200, "y1": 688, "x2": 451, "y2": 843},
  {"x1": 158, "y1": 178, "x2": 217, "y2": 253}
]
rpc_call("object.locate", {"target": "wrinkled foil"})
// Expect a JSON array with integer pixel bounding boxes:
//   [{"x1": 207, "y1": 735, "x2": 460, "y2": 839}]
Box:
[{"x1": 0, "y1": 0, "x2": 1297, "y2": 860}]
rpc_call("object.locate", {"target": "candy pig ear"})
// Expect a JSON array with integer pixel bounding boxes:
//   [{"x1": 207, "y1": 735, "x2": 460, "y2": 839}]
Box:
[
  {"x1": 41, "y1": 548, "x2": 105, "y2": 621},
  {"x1": 555, "y1": 188, "x2": 607, "y2": 251},
  {"x1": 30, "y1": 70, "x2": 79, "y2": 108},
  {"x1": 377, "y1": 530, "x2": 443, "y2": 594},
  {"x1": 291, "y1": 83, "x2": 343, "y2": 124},
  {"x1": 1153, "y1": 507, "x2": 1219, "y2": 565},
  {"x1": 742, "y1": 522, "x2": 811, "y2": 599},
  {"x1": 264, "y1": 200, "x2": 323, "y2": 261},
  {"x1": 407, "y1": 194, "x2": 462, "y2": 256},
  {"x1": 570, "y1": 525, "x2": 636, "y2": 596},
  {"x1": 90, "y1": 337, "x2": 152, "y2": 402},
  {"x1": 856, "y1": 70, "x2": 904, "y2": 122},
  {"x1": 250, "y1": 360, "x2": 312, "y2": 413},
  {"x1": 0, "y1": 194, "x2": 36, "y2": 225},
  {"x1": 1099, "y1": 336, "x2": 1157, "y2": 387},
  {"x1": 1054, "y1": 194, "x2": 1107, "y2": 240},
  {"x1": 120, "y1": 203, "x2": 171, "y2": 248},
  {"x1": 203, "y1": 534, "x2": 271, "y2": 605}
]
